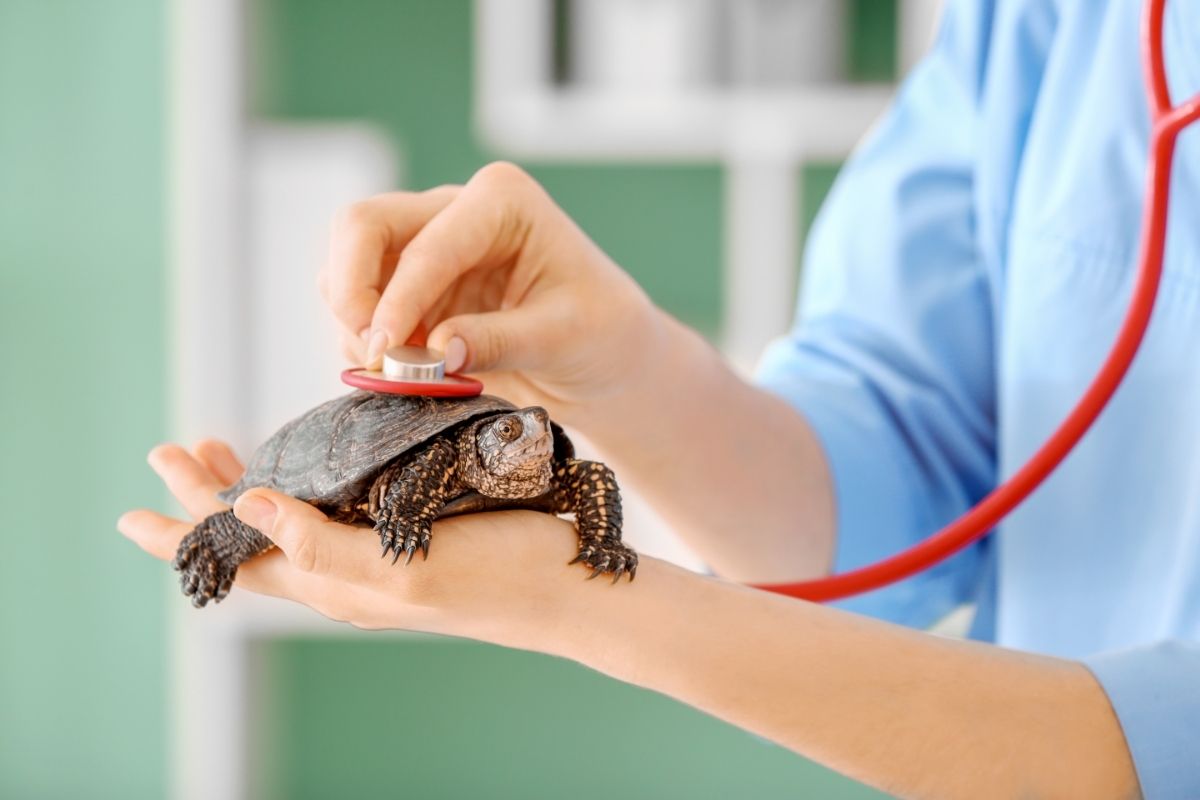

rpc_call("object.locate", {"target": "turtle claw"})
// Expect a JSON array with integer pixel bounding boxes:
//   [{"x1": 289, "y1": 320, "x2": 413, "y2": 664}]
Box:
[
  {"x1": 570, "y1": 539, "x2": 637, "y2": 584},
  {"x1": 374, "y1": 509, "x2": 433, "y2": 569},
  {"x1": 174, "y1": 528, "x2": 237, "y2": 609}
]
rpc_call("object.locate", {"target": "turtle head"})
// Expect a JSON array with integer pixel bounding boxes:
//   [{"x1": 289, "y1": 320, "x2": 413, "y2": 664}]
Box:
[{"x1": 466, "y1": 407, "x2": 554, "y2": 498}]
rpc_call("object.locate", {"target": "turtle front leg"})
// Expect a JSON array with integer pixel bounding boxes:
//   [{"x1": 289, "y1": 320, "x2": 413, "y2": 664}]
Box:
[
  {"x1": 552, "y1": 459, "x2": 636, "y2": 582},
  {"x1": 372, "y1": 438, "x2": 459, "y2": 565},
  {"x1": 173, "y1": 509, "x2": 274, "y2": 608}
]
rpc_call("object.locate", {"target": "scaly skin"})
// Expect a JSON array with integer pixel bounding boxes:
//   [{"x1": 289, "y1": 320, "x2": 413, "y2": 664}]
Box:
[
  {"x1": 174, "y1": 424, "x2": 636, "y2": 607},
  {"x1": 173, "y1": 510, "x2": 273, "y2": 607},
  {"x1": 553, "y1": 458, "x2": 636, "y2": 582},
  {"x1": 374, "y1": 438, "x2": 459, "y2": 564}
]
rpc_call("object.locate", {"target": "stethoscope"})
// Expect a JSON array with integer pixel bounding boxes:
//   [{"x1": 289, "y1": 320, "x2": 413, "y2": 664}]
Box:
[{"x1": 344, "y1": 0, "x2": 1200, "y2": 603}]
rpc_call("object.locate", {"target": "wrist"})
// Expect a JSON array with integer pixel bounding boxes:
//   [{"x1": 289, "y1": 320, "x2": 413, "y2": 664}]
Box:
[
  {"x1": 562, "y1": 303, "x2": 713, "y2": 446},
  {"x1": 534, "y1": 552, "x2": 703, "y2": 680},
  {"x1": 437, "y1": 511, "x2": 594, "y2": 653}
]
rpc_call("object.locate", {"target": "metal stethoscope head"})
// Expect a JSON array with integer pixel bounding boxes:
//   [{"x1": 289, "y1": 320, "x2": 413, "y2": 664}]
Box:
[
  {"x1": 336, "y1": 0, "x2": 1200, "y2": 603},
  {"x1": 342, "y1": 346, "x2": 484, "y2": 398}
]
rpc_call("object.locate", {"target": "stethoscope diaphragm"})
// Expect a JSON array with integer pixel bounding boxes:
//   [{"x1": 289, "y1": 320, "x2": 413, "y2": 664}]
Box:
[{"x1": 341, "y1": 345, "x2": 484, "y2": 397}]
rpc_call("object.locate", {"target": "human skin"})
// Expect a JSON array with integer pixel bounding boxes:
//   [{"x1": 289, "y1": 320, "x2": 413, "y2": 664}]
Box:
[
  {"x1": 317, "y1": 162, "x2": 834, "y2": 583},
  {"x1": 119, "y1": 440, "x2": 1138, "y2": 799},
  {"x1": 120, "y1": 163, "x2": 1140, "y2": 797}
]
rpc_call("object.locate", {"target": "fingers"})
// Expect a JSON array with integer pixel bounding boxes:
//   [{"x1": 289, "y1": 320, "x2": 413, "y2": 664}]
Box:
[
  {"x1": 117, "y1": 508, "x2": 299, "y2": 600},
  {"x1": 325, "y1": 186, "x2": 459, "y2": 345},
  {"x1": 426, "y1": 299, "x2": 560, "y2": 375},
  {"x1": 233, "y1": 489, "x2": 377, "y2": 583},
  {"x1": 367, "y1": 163, "x2": 542, "y2": 366},
  {"x1": 338, "y1": 326, "x2": 365, "y2": 365},
  {"x1": 148, "y1": 444, "x2": 231, "y2": 519},
  {"x1": 118, "y1": 509, "x2": 192, "y2": 560},
  {"x1": 192, "y1": 438, "x2": 244, "y2": 487}
]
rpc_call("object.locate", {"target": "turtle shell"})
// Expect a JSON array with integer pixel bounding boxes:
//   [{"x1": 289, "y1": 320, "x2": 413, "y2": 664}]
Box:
[{"x1": 218, "y1": 390, "x2": 522, "y2": 509}]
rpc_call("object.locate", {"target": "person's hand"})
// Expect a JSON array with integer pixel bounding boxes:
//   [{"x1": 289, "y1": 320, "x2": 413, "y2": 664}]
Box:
[
  {"x1": 321, "y1": 163, "x2": 832, "y2": 583},
  {"x1": 320, "y1": 162, "x2": 666, "y2": 426},
  {"x1": 118, "y1": 439, "x2": 582, "y2": 648}
]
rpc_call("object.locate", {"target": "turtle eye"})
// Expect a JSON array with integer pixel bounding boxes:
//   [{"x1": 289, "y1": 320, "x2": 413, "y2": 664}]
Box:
[{"x1": 496, "y1": 417, "x2": 523, "y2": 442}]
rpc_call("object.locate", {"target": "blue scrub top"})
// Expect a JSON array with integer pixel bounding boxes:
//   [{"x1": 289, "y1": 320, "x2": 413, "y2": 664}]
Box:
[{"x1": 755, "y1": 1, "x2": 1200, "y2": 796}]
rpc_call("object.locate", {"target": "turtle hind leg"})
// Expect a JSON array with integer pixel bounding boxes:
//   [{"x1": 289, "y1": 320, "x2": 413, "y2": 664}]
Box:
[
  {"x1": 372, "y1": 439, "x2": 458, "y2": 565},
  {"x1": 552, "y1": 459, "x2": 637, "y2": 583},
  {"x1": 173, "y1": 509, "x2": 273, "y2": 608}
]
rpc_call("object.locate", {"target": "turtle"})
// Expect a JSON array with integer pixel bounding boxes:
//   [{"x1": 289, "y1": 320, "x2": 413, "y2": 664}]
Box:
[{"x1": 172, "y1": 390, "x2": 634, "y2": 607}]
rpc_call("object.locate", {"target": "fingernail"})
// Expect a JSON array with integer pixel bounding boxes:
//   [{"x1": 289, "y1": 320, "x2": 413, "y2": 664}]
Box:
[
  {"x1": 445, "y1": 336, "x2": 466, "y2": 373},
  {"x1": 235, "y1": 494, "x2": 276, "y2": 533},
  {"x1": 365, "y1": 329, "x2": 389, "y2": 366}
]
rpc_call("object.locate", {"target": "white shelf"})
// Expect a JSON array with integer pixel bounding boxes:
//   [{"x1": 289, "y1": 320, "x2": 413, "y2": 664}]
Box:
[{"x1": 473, "y1": 0, "x2": 927, "y2": 366}]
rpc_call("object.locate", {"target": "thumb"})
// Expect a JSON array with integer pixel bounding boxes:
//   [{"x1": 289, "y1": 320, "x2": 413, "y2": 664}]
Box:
[
  {"x1": 428, "y1": 307, "x2": 547, "y2": 375},
  {"x1": 233, "y1": 488, "x2": 356, "y2": 577}
]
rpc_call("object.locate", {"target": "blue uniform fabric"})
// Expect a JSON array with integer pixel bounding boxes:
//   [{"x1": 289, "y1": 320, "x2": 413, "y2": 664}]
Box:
[{"x1": 755, "y1": 1, "x2": 1200, "y2": 796}]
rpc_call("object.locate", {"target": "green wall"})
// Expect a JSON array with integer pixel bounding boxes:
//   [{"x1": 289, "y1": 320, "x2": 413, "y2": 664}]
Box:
[
  {"x1": 251, "y1": 1, "x2": 890, "y2": 797},
  {"x1": 0, "y1": 1, "x2": 167, "y2": 798},
  {"x1": 253, "y1": 638, "x2": 889, "y2": 799},
  {"x1": 0, "y1": 1, "x2": 898, "y2": 797},
  {"x1": 252, "y1": 0, "x2": 725, "y2": 335}
]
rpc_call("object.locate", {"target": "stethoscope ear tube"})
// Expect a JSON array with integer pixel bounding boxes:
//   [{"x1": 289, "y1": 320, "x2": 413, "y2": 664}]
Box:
[{"x1": 753, "y1": 0, "x2": 1200, "y2": 602}]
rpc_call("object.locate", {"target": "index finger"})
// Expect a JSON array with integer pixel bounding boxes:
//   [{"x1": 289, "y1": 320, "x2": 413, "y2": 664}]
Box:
[
  {"x1": 367, "y1": 163, "x2": 543, "y2": 365},
  {"x1": 117, "y1": 508, "x2": 310, "y2": 602},
  {"x1": 325, "y1": 186, "x2": 459, "y2": 343}
]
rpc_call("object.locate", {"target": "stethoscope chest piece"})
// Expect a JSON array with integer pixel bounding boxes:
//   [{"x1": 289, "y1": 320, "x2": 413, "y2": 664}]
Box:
[{"x1": 341, "y1": 345, "x2": 484, "y2": 397}]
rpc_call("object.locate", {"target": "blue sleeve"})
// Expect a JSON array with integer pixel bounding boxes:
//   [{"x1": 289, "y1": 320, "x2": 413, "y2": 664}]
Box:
[
  {"x1": 755, "y1": 0, "x2": 999, "y2": 627},
  {"x1": 1085, "y1": 641, "x2": 1200, "y2": 799}
]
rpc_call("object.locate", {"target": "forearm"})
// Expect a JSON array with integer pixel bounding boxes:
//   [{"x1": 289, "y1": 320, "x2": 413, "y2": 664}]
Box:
[
  {"x1": 575, "y1": 309, "x2": 835, "y2": 582},
  {"x1": 545, "y1": 557, "x2": 1139, "y2": 800}
]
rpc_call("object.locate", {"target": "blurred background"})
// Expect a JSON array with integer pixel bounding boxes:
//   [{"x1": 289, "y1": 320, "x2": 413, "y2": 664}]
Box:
[{"x1": 1, "y1": 1, "x2": 939, "y2": 797}]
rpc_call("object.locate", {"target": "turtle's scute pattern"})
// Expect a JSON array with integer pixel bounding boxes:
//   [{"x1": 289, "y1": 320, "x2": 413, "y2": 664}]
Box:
[
  {"x1": 218, "y1": 392, "x2": 517, "y2": 510},
  {"x1": 174, "y1": 389, "x2": 637, "y2": 608}
]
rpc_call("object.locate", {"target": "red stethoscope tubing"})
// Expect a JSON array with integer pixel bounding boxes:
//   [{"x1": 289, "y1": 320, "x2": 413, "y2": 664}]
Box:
[{"x1": 753, "y1": 0, "x2": 1200, "y2": 602}]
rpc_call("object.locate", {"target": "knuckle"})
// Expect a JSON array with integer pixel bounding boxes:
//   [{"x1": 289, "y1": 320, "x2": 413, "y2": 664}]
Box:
[
  {"x1": 375, "y1": 292, "x2": 421, "y2": 333},
  {"x1": 471, "y1": 160, "x2": 530, "y2": 192},
  {"x1": 481, "y1": 323, "x2": 513, "y2": 365},
  {"x1": 287, "y1": 528, "x2": 327, "y2": 575},
  {"x1": 334, "y1": 199, "x2": 377, "y2": 232},
  {"x1": 426, "y1": 183, "x2": 462, "y2": 199},
  {"x1": 326, "y1": 278, "x2": 360, "y2": 311},
  {"x1": 394, "y1": 235, "x2": 435, "y2": 268}
]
